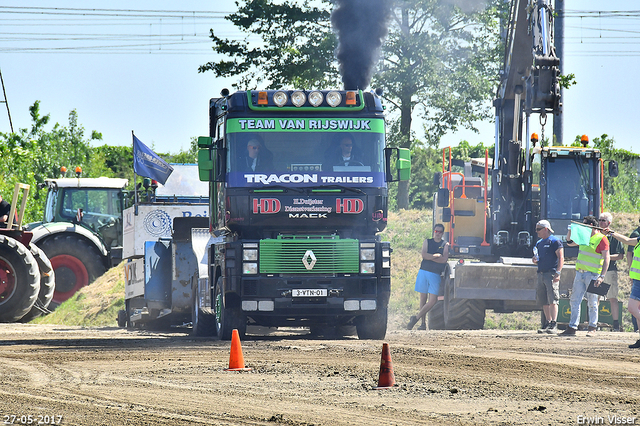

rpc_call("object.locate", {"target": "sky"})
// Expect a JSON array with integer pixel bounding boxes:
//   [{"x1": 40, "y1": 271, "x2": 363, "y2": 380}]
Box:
[{"x1": 0, "y1": 1, "x2": 638, "y2": 158}]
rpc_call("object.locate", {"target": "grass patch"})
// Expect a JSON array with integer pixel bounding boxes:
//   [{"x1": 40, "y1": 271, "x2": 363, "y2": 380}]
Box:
[
  {"x1": 29, "y1": 209, "x2": 640, "y2": 331},
  {"x1": 32, "y1": 263, "x2": 125, "y2": 327}
]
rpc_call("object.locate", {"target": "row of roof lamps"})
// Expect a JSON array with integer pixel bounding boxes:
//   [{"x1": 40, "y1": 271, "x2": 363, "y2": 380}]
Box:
[{"x1": 253, "y1": 90, "x2": 359, "y2": 108}]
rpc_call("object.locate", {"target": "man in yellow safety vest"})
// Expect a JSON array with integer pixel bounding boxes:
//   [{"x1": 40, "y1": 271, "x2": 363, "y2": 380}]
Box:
[
  {"x1": 604, "y1": 225, "x2": 640, "y2": 349},
  {"x1": 560, "y1": 215, "x2": 610, "y2": 337}
]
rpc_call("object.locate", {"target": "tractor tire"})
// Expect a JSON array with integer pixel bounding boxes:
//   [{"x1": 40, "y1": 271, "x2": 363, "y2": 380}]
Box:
[
  {"x1": 39, "y1": 234, "x2": 106, "y2": 305},
  {"x1": 355, "y1": 305, "x2": 388, "y2": 340},
  {"x1": 0, "y1": 235, "x2": 41, "y2": 322},
  {"x1": 427, "y1": 299, "x2": 445, "y2": 330},
  {"x1": 19, "y1": 244, "x2": 56, "y2": 322},
  {"x1": 442, "y1": 269, "x2": 485, "y2": 330},
  {"x1": 213, "y1": 276, "x2": 246, "y2": 340}
]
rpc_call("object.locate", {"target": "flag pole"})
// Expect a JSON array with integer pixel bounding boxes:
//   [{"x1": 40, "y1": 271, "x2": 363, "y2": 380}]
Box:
[{"x1": 132, "y1": 130, "x2": 138, "y2": 208}]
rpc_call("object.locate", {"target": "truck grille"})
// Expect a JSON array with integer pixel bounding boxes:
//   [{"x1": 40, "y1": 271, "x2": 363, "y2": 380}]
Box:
[{"x1": 259, "y1": 236, "x2": 359, "y2": 274}]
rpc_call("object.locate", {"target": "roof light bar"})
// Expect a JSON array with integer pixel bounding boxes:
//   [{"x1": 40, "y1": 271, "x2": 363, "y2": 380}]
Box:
[
  {"x1": 273, "y1": 91, "x2": 288, "y2": 107},
  {"x1": 258, "y1": 91, "x2": 268, "y2": 105},
  {"x1": 308, "y1": 91, "x2": 323, "y2": 107},
  {"x1": 326, "y1": 91, "x2": 342, "y2": 107},
  {"x1": 291, "y1": 91, "x2": 306, "y2": 107}
]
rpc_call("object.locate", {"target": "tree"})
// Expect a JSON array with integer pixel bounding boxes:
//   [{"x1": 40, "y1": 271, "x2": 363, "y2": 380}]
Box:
[
  {"x1": 379, "y1": 1, "x2": 502, "y2": 208},
  {"x1": 201, "y1": 0, "x2": 502, "y2": 209},
  {"x1": 0, "y1": 101, "x2": 115, "y2": 223},
  {"x1": 199, "y1": 0, "x2": 338, "y2": 89}
]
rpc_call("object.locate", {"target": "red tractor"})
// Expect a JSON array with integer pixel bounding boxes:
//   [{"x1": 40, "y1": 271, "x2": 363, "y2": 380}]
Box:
[{"x1": 0, "y1": 183, "x2": 55, "y2": 322}]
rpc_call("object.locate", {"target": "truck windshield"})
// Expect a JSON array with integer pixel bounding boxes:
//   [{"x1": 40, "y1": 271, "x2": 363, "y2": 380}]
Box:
[
  {"x1": 226, "y1": 117, "x2": 386, "y2": 188},
  {"x1": 545, "y1": 156, "x2": 596, "y2": 220}
]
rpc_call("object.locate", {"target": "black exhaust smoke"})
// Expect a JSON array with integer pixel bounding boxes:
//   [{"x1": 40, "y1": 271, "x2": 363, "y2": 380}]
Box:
[{"x1": 331, "y1": 0, "x2": 392, "y2": 90}]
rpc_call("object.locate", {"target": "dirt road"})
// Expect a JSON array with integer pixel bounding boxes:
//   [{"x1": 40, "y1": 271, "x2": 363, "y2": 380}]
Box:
[{"x1": 1, "y1": 324, "x2": 639, "y2": 426}]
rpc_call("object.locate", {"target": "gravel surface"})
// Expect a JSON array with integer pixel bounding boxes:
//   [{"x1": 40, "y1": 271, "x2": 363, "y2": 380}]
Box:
[{"x1": 1, "y1": 324, "x2": 639, "y2": 425}]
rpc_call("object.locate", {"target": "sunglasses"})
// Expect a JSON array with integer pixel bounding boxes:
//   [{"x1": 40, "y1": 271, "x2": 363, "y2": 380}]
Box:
[
  {"x1": 536, "y1": 227, "x2": 544, "y2": 231},
  {"x1": 598, "y1": 219, "x2": 608, "y2": 222}
]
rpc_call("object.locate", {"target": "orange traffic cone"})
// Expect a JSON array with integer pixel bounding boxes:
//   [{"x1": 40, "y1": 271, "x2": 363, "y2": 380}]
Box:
[
  {"x1": 374, "y1": 342, "x2": 396, "y2": 389},
  {"x1": 224, "y1": 329, "x2": 251, "y2": 371}
]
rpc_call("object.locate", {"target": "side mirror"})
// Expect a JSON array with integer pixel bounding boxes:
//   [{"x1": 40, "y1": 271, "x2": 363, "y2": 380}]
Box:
[
  {"x1": 608, "y1": 160, "x2": 619, "y2": 178},
  {"x1": 442, "y1": 207, "x2": 451, "y2": 223},
  {"x1": 433, "y1": 172, "x2": 442, "y2": 186},
  {"x1": 437, "y1": 188, "x2": 450, "y2": 207},
  {"x1": 384, "y1": 147, "x2": 411, "y2": 182},
  {"x1": 197, "y1": 148, "x2": 214, "y2": 182},
  {"x1": 197, "y1": 137, "x2": 226, "y2": 183}
]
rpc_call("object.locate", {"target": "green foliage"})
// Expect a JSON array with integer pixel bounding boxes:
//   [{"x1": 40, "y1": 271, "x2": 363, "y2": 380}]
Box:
[
  {"x1": 380, "y1": 0, "x2": 502, "y2": 148},
  {"x1": 199, "y1": 0, "x2": 338, "y2": 89},
  {"x1": 1, "y1": 102, "x2": 199, "y2": 223},
  {"x1": 558, "y1": 73, "x2": 577, "y2": 90},
  {"x1": 0, "y1": 101, "x2": 107, "y2": 222},
  {"x1": 162, "y1": 137, "x2": 199, "y2": 164}
]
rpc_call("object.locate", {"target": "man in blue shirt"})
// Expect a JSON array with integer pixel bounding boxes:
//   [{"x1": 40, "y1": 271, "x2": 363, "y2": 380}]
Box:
[{"x1": 533, "y1": 220, "x2": 564, "y2": 334}]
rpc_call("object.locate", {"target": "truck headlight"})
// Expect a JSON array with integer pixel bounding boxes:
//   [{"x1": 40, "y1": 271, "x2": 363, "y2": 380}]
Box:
[
  {"x1": 243, "y1": 262, "x2": 258, "y2": 275},
  {"x1": 360, "y1": 248, "x2": 375, "y2": 261},
  {"x1": 360, "y1": 262, "x2": 375, "y2": 274},
  {"x1": 243, "y1": 249, "x2": 258, "y2": 261}
]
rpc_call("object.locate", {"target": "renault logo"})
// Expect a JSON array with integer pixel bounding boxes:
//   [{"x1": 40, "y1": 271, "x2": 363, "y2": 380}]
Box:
[{"x1": 302, "y1": 250, "x2": 317, "y2": 270}]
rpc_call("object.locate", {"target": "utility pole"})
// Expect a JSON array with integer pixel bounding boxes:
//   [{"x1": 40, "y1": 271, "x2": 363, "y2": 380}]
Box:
[
  {"x1": 553, "y1": 0, "x2": 564, "y2": 146},
  {"x1": 0, "y1": 68, "x2": 13, "y2": 133}
]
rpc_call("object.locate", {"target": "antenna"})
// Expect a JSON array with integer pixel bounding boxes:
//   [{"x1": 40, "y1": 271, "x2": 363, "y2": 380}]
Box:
[{"x1": 0, "y1": 67, "x2": 13, "y2": 133}]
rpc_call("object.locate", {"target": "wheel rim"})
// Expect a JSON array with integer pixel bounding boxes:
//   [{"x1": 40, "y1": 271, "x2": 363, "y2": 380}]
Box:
[
  {"x1": 50, "y1": 254, "x2": 89, "y2": 304},
  {"x1": 0, "y1": 257, "x2": 17, "y2": 305}
]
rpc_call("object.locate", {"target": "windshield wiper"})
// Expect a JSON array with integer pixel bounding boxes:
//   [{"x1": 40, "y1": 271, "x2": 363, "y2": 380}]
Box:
[
  {"x1": 313, "y1": 185, "x2": 365, "y2": 194},
  {"x1": 252, "y1": 185, "x2": 305, "y2": 193}
]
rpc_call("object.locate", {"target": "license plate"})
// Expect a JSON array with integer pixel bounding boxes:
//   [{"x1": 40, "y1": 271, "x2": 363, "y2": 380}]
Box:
[{"x1": 292, "y1": 289, "x2": 328, "y2": 297}]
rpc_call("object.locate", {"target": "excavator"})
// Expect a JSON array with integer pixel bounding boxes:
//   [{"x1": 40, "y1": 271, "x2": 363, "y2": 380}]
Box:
[{"x1": 429, "y1": 0, "x2": 618, "y2": 329}]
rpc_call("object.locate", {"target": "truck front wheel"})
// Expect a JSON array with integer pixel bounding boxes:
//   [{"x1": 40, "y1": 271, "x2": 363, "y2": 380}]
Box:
[
  {"x1": 0, "y1": 235, "x2": 40, "y2": 322},
  {"x1": 39, "y1": 235, "x2": 106, "y2": 305},
  {"x1": 213, "y1": 276, "x2": 246, "y2": 340},
  {"x1": 191, "y1": 277, "x2": 214, "y2": 337},
  {"x1": 355, "y1": 305, "x2": 388, "y2": 340}
]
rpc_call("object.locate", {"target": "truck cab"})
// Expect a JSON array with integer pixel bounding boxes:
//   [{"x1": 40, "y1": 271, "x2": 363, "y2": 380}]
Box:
[{"x1": 196, "y1": 89, "x2": 410, "y2": 339}]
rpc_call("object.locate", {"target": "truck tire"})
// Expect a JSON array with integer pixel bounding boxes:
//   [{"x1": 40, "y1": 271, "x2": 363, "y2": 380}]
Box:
[
  {"x1": 117, "y1": 309, "x2": 128, "y2": 328},
  {"x1": 443, "y1": 272, "x2": 485, "y2": 330},
  {"x1": 39, "y1": 234, "x2": 106, "y2": 305},
  {"x1": 191, "y1": 277, "x2": 215, "y2": 337},
  {"x1": 355, "y1": 305, "x2": 388, "y2": 340},
  {"x1": 19, "y1": 244, "x2": 56, "y2": 322},
  {"x1": 0, "y1": 235, "x2": 41, "y2": 322},
  {"x1": 213, "y1": 276, "x2": 246, "y2": 340}
]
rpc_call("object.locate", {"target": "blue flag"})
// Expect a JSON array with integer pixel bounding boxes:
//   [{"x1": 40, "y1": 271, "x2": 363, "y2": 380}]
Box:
[{"x1": 133, "y1": 134, "x2": 173, "y2": 185}]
